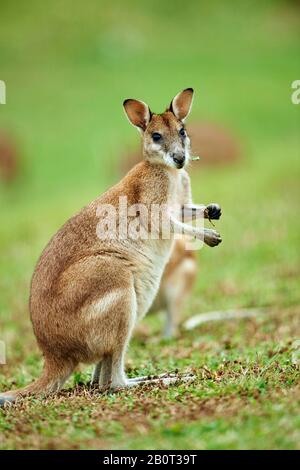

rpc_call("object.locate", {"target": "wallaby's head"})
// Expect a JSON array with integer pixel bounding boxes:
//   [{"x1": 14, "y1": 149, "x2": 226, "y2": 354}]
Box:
[{"x1": 123, "y1": 88, "x2": 194, "y2": 169}]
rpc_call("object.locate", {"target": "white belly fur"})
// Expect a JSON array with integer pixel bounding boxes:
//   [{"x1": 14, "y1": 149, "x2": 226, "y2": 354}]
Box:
[{"x1": 133, "y1": 239, "x2": 174, "y2": 319}]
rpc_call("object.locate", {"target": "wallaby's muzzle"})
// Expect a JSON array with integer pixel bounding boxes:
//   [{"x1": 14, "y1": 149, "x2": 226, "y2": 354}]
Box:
[{"x1": 172, "y1": 153, "x2": 185, "y2": 169}]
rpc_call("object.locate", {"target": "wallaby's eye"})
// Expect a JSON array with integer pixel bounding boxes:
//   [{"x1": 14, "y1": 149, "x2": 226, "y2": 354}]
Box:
[
  {"x1": 152, "y1": 132, "x2": 162, "y2": 142},
  {"x1": 179, "y1": 128, "x2": 186, "y2": 137}
]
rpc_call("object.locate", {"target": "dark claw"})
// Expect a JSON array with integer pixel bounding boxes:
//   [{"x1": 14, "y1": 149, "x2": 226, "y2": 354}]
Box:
[{"x1": 206, "y1": 203, "x2": 222, "y2": 220}]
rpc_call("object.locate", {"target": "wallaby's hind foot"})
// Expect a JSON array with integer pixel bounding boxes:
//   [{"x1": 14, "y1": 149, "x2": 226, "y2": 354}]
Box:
[
  {"x1": 91, "y1": 362, "x2": 101, "y2": 385},
  {"x1": 125, "y1": 373, "x2": 196, "y2": 388},
  {"x1": 90, "y1": 367, "x2": 196, "y2": 391}
]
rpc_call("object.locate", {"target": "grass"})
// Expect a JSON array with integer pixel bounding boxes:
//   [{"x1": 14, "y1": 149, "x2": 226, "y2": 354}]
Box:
[{"x1": 0, "y1": 0, "x2": 300, "y2": 450}]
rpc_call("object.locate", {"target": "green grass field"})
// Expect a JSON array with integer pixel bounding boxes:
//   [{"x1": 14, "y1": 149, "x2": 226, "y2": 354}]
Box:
[{"x1": 0, "y1": 0, "x2": 300, "y2": 450}]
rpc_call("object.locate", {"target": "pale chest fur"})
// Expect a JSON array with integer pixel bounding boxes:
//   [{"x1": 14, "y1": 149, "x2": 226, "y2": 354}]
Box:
[{"x1": 131, "y1": 170, "x2": 189, "y2": 319}]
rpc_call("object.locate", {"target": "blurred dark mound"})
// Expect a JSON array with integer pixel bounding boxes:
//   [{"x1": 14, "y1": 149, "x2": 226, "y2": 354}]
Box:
[
  {"x1": 188, "y1": 121, "x2": 241, "y2": 167},
  {"x1": 121, "y1": 121, "x2": 241, "y2": 175},
  {"x1": 0, "y1": 132, "x2": 19, "y2": 183}
]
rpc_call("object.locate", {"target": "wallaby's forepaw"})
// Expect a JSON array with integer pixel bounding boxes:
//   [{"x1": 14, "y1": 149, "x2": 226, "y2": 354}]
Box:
[
  {"x1": 204, "y1": 228, "x2": 222, "y2": 247},
  {"x1": 206, "y1": 203, "x2": 222, "y2": 220}
]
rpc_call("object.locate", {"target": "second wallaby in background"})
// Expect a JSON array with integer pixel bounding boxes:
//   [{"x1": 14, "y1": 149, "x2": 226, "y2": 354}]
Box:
[
  {"x1": 0, "y1": 88, "x2": 222, "y2": 406},
  {"x1": 151, "y1": 238, "x2": 198, "y2": 338}
]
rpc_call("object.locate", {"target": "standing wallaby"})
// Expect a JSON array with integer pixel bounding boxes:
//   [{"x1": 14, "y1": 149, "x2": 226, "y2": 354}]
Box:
[{"x1": 0, "y1": 88, "x2": 222, "y2": 406}]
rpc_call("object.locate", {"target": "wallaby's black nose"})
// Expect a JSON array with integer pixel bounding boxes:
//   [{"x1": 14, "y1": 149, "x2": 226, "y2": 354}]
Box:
[{"x1": 172, "y1": 154, "x2": 185, "y2": 168}]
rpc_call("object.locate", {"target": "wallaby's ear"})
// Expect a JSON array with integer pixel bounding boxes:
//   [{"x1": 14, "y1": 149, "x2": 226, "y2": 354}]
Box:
[
  {"x1": 169, "y1": 88, "x2": 194, "y2": 122},
  {"x1": 123, "y1": 99, "x2": 151, "y2": 131}
]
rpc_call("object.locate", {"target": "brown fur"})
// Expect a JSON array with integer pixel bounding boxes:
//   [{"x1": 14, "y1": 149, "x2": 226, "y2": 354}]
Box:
[
  {"x1": 30, "y1": 161, "x2": 173, "y2": 363},
  {"x1": 0, "y1": 89, "x2": 221, "y2": 404}
]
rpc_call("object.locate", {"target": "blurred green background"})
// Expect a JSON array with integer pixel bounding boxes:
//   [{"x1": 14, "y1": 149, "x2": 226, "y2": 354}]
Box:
[{"x1": 0, "y1": 0, "x2": 300, "y2": 450}]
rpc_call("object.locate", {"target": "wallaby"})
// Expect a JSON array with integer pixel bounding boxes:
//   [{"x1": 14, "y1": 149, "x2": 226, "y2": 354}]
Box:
[
  {"x1": 0, "y1": 88, "x2": 222, "y2": 406},
  {"x1": 151, "y1": 237, "x2": 198, "y2": 338}
]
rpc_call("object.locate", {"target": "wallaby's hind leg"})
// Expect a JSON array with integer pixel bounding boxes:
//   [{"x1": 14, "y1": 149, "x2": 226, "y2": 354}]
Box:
[
  {"x1": 91, "y1": 357, "x2": 112, "y2": 389},
  {"x1": 164, "y1": 302, "x2": 179, "y2": 339},
  {"x1": 93, "y1": 357, "x2": 114, "y2": 388},
  {"x1": 91, "y1": 362, "x2": 101, "y2": 385},
  {"x1": 162, "y1": 256, "x2": 197, "y2": 338},
  {"x1": 0, "y1": 357, "x2": 76, "y2": 406},
  {"x1": 110, "y1": 346, "x2": 129, "y2": 389},
  {"x1": 99, "y1": 356, "x2": 112, "y2": 388},
  {"x1": 88, "y1": 282, "x2": 137, "y2": 391},
  {"x1": 91, "y1": 341, "x2": 132, "y2": 391},
  {"x1": 91, "y1": 355, "x2": 123, "y2": 389}
]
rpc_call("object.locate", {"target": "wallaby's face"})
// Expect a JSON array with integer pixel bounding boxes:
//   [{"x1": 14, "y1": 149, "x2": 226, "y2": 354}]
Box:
[
  {"x1": 142, "y1": 111, "x2": 190, "y2": 169},
  {"x1": 124, "y1": 88, "x2": 194, "y2": 170}
]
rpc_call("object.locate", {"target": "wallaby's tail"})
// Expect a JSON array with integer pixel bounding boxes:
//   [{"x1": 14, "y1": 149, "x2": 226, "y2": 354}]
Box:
[
  {"x1": 183, "y1": 308, "x2": 263, "y2": 330},
  {"x1": 0, "y1": 357, "x2": 75, "y2": 407}
]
